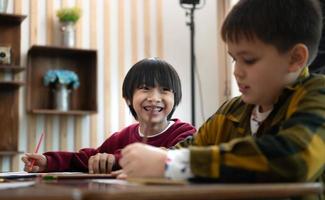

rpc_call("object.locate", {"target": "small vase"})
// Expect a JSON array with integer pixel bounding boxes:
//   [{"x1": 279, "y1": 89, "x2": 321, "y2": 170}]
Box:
[
  {"x1": 53, "y1": 84, "x2": 71, "y2": 111},
  {"x1": 59, "y1": 21, "x2": 76, "y2": 47},
  {"x1": 0, "y1": 0, "x2": 8, "y2": 13}
]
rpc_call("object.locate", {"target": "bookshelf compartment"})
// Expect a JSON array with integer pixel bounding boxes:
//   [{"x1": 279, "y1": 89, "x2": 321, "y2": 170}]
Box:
[{"x1": 27, "y1": 45, "x2": 97, "y2": 115}]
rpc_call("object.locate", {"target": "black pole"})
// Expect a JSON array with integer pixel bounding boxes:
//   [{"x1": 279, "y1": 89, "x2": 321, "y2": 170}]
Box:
[{"x1": 187, "y1": 6, "x2": 196, "y2": 126}]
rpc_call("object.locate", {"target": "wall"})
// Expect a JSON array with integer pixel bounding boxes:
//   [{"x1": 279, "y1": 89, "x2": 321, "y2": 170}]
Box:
[{"x1": 0, "y1": 0, "x2": 220, "y2": 171}]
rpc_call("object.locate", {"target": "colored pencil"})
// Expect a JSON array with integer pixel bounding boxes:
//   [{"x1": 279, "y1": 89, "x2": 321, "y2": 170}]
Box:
[{"x1": 29, "y1": 131, "x2": 45, "y2": 171}]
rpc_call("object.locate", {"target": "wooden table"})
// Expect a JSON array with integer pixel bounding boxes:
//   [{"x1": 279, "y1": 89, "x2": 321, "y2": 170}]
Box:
[
  {"x1": 0, "y1": 178, "x2": 323, "y2": 200},
  {"x1": 0, "y1": 182, "x2": 80, "y2": 200},
  {"x1": 82, "y1": 182, "x2": 324, "y2": 200}
]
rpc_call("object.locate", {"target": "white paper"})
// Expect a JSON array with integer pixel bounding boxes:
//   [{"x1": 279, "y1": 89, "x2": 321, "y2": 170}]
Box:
[
  {"x1": 92, "y1": 179, "x2": 138, "y2": 185},
  {"x1": 0, "y1": 171, "x2": 37, "y2": 179},
  {"x1": 0, "y1": 181, "x2": 35, "y2": 190}
]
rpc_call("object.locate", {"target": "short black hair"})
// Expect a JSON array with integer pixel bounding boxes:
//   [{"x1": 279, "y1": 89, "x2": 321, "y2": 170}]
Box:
[
  {"x1": 122, "y1": 58, "x2": 182, "y2": 120},
  {"x1": 221, "y1": 0, "x2": 322, "y2": 65}
]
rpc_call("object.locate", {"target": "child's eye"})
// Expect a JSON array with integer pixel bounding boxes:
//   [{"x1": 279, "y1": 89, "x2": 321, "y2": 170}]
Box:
[
  {"x1": 244, "y1": 58, "x2": 257, "y2": 65},
  {"x1": 138, "y1": 85, "x2": 149, "y2": 90},
  {"x1": 162, "y1": 88, "x2": 173, "y2": 93}
]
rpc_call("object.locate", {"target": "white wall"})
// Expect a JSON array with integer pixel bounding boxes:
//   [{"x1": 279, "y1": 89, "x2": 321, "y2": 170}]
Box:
[{"x1": 163, "y1": 0, "x2": 219, "y2": 127}]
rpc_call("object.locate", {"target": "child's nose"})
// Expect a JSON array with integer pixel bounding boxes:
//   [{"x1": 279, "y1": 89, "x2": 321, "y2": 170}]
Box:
[
  {"x1": 147, "y1": 89, "x2": 162, "y2": 102},
  {"x1": 233, "y1": 63, "x2": 244, "y2": 79}
]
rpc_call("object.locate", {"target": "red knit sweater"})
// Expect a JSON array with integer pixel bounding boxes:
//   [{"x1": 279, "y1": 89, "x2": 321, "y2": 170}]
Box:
[{"x1": 44, "y1": 119, "x2": 195, "y2": 172}]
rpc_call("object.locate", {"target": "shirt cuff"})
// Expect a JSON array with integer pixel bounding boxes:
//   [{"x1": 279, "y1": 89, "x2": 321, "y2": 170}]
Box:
[{"x1": 164, "y1": 148, "x2": 193, "y2": 180}]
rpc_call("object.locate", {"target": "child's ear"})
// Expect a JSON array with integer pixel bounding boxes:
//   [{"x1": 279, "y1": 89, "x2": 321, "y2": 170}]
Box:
[{"x1": 288, "y1": 44, "x2": 308, "y2": 72}]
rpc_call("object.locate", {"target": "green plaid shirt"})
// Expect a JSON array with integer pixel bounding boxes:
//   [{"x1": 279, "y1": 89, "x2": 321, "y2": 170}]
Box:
[{"x1": 176, "y1": 68, "x2": 325, "y2": 187}]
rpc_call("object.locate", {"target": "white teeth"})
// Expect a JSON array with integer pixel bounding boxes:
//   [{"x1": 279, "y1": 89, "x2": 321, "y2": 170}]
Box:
[{"x1": 144, "y1": 106, "x2": 163, "y2": 112}]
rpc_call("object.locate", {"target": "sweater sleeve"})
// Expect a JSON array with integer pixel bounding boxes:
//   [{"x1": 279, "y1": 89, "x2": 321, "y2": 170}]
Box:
[
  {"x1": 44, "y1": 125, "x2": 137, "y2": 172},
  {"x1": 44, "y1": 148, "x2": 98, "y2": 172},
  {"x1": 168, "y1": 121, "x2": 196, "y2": 147},
  {"x1": 44, "y1": 135, "x2": 122, "y2": 172},
  {"x1": 95, "y1": 128, "x2": 133, "y2": 170}
]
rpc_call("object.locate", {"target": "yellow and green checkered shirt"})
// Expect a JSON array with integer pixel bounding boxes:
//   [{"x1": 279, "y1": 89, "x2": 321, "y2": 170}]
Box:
[{"x1": 176, "y1": 68, "x2": 325, "y2": 187}]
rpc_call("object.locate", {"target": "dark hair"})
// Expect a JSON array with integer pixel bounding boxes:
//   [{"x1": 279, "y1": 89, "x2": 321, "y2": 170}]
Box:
[
  {"x1": 122, "y1": 58, "x2": 182, "y2": 120},
  {"x1": 221, "y1": 0, "x2": 322, "y2": 65}
]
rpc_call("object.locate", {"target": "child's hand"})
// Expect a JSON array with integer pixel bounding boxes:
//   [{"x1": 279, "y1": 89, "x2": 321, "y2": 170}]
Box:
[
  {"x1": 111, "y1": 169, "x2": 128, "y2": 179},
  {"x1": 21, "y1": 153, "x2": 47, "y2": 172},
  {"x1": 119, "y1": 143, "x2": 167, "y2": 178},
  {"x1": 88, "y1": 153, "x2": 115, "y2": 174}
]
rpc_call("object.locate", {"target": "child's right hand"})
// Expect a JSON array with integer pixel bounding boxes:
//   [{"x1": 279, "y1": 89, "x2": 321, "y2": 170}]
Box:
[
  {"x1": 88, "y1": 153, "x2": 115, "y2": 174},
  {"x1": 111, "y1": 169, "x2": 128, "y2": 179},
  {"x1": 21, "y1": 153, "x2": 47, "y2": 172}
]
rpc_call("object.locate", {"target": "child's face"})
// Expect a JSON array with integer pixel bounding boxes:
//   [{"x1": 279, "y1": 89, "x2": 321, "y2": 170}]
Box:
[
  {"x1": 228, "y1": 37, "x2": 292, "y2": 110},
  {"x1": 132, "y1": 85, "x2": 174, "y2": 126}
]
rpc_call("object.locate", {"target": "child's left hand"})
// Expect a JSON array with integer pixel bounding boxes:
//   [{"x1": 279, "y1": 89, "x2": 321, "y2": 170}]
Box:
[
  {"x1": 88, "y1": 153, "x2": 115, "y2": 174},
  {"x1": 119, "y1": 143, "x2": 167, "y2": 178}
]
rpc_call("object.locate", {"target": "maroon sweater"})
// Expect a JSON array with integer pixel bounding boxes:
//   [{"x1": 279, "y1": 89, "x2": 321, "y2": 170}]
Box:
[{"x1": 44, "y1": 119, "x2": 195, "y2": 172}]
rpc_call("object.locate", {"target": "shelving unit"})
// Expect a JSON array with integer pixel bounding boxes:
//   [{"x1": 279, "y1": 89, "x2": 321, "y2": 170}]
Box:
[
  {"x1": 0, "y1": 13, "x2": 26, "y2": 152},
  {"x1": 0, "y1": 65, "x2": 25, "y2": 73},
  {"x1": 0, "y1": 81, "x2": 25, "y2": 87},
  {"x1": 0, "y1": 151, "x2": 24, "y2": 156},
  {"x1": 27, "y1": 45, "x2": 98, "y2": 115}
]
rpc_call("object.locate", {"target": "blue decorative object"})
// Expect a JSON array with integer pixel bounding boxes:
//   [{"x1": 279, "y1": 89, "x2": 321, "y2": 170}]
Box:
[{"x1": 43, "y1": 69, "x2": 80, "y2": 89}]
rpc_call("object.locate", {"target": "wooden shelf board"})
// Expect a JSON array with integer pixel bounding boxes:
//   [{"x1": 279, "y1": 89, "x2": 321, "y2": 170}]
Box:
[
  {"x1": 29, "y1": 45, "x2": 97, "y2": 55},
  {"x1": 31, "y1": 109, "x2": 97, "y2": 115},
  {"x1": 0, "y1": 13, "x2": 26, "y2": 24},
  {"x1": 0, "y1": 151, "x2": 24, "y2": 156},
  {"x1": 0, "y1": 81, "x2": 25, "y2": 87},
  {"x1": 0, "y1": 65, "x2": 25, "y2": 73}
]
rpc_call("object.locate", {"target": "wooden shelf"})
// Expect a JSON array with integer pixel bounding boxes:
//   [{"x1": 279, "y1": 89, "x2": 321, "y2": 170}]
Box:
[
  {"x1": 0, "y1": 13, "x2": 26, "y2": 24},
  {"x1": 0, "y1": 65, "x2": 25, "y2": 73},
  {"x1": 0, "y1": 13, "x2": 26, "y2": 66},
  {"x1": 27, "y1": 45, "x2": 98, "y2": 114},
  {"x1": 0, "y1": 81, "x2": 25, "y2": 87},
  {"x1": 0, "y1": 13, "x2": 26, "y2": 153},
  {"x1": 31, "y1": 109, "x2": 97, "y2": 115},
  {"x1": 0, "y1": 151, "x2": 24, "y2": 156}
]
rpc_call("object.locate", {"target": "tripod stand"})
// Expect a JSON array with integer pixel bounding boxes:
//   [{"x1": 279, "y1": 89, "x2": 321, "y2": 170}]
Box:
[{"x1": 181, "y1": 0, "x2": 205, "y2": 126}]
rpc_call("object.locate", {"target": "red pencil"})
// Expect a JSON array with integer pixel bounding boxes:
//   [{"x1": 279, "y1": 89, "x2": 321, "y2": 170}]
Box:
[{"x1": 29, "y1": 131, "x2": 45, "y2": 171}]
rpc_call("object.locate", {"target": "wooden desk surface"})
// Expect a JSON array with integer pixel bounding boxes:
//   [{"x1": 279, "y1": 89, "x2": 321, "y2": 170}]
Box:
[
  {"x1": 82, "y1": 182, "x2": 324, "y2": 200},
  {"x1": 0, "y1": 178, "x2": 323, "y2": 200},
  {"x1": 0, "y1": 182, "x2": 80, "y2": 200}
]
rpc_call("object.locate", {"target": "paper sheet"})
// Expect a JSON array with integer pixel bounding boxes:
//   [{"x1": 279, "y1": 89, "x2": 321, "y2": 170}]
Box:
[
  {"x1": 0, "y1": 171, "x2": 38, "y2": 179},
  {"x1": 0, "y1": 181, "x2": 35, "y2": 190},
  {"x1": 92, "y1": 178, "x2": 187, "y2": 186},
  {"x1": 92, "y1": 179, "x2": 137, "y2": 185},
  {"x1": 126, "y1": 178, "x2": 188, "y2": 185},
  {"x1": 42, "y1": 172, "x2": 114, "y2": 179}
]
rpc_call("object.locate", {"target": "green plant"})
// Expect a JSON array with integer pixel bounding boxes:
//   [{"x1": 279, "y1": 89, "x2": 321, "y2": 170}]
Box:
[{"x1": 56, "y1": 7, "x2": 81, "y2": 23}]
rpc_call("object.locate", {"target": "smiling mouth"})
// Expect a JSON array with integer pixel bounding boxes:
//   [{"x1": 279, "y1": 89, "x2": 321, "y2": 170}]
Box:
[
  {"x1": 238, "y1": 83, "x2": 250, "y2": 91},
  {"x1": 144, "y1": 106, "x2": 163, "y2": 112}
]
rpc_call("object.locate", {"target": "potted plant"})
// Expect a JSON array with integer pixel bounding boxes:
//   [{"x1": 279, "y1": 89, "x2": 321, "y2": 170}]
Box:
[
  {"x1": 56, "y1": 7, "x2": 81, "y2": 24},
  {"x1": 56, "y1": 7, "x2": 82, "y2": 47},
  {"x1": 43, "y1": 69, "x2": 80, "y2": 111}
]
